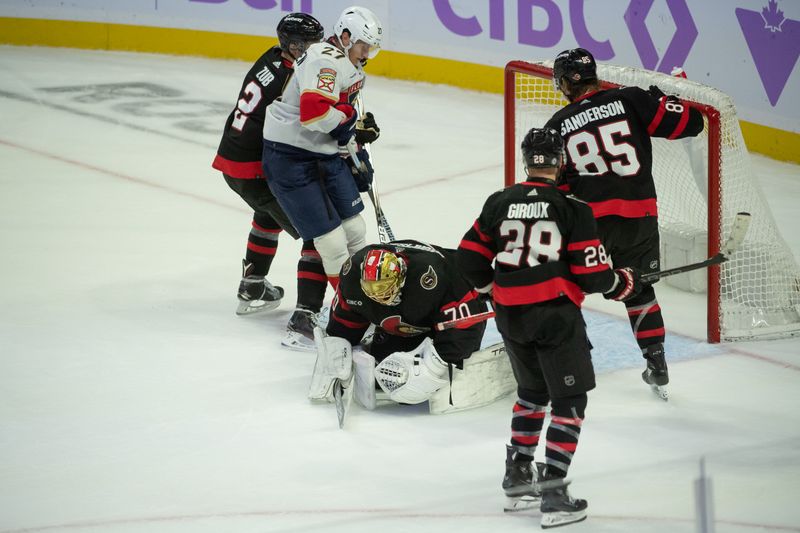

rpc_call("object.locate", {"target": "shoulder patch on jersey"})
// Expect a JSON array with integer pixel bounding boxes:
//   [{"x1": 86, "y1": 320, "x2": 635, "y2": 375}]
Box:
[
  {"x1": 342, "y1": 256, "x2": 352, "y2": 276},
  {"x1": 420, "y1": 265, "x2": 438, "y2": 290},
  {"x1": 317, "y1": 68, "x2": 336, "y2": 93}
]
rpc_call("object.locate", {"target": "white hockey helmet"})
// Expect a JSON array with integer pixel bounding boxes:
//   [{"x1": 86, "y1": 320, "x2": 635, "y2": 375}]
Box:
[{"x1": 334, "y1": 6, "x2": 383, "y2": 59}]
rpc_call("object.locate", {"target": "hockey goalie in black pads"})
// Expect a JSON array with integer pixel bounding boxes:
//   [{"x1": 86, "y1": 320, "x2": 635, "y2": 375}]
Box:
[
  {"x1": 456, "y1": 127, "x2": 642, "y2": 528},
  {"x1": 544, "y1": 48, "x2": 704, "y2": 399},
  {"x1": 309, "y1": 240, "x2": 488, "y2": 408}
]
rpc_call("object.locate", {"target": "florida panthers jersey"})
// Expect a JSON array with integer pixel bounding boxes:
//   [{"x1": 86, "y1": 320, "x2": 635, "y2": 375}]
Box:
[
  {"x1": 327, "y1": 241, "x2": 486, "y2": 364},
  {"x1": 544, "y1": 86, "x2": 703, "y2": 219},
  {"x1": 213, "y1": 47, "x2": 293, "y2": 178},
  {"x1": 263, "y1": 40, "x2": 364, "y2": 156}
]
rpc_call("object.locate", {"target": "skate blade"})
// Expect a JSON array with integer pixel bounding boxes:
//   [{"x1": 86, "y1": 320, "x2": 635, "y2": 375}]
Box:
[
  {"x1": 281, "y1": 330, "x2": 316, "y2": 352},
  {"x1": 541, "y1": 509, "x2": 587, "y2": 529},
  {"x1": 651, "y1": 384, "x2": 669, "y2": 401},
  {"x1": 504, "y1": 494, "x2": 541, "y2": 512},
  {"x1": 236, "y1": 299, "x2": 281, "y2": 316}
]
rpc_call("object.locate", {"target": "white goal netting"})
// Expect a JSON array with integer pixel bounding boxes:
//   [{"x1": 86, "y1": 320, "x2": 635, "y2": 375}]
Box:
[{"x1": 506, "y1": 61, "x2": 800, "y2": 341}]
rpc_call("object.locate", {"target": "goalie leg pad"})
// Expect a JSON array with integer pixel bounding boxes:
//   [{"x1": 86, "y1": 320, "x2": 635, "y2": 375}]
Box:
[
  {"x1": 374, "y1": 338, "x2": 449, "y2": 405},
  {"x1": 308, "y1": 327, "x2": 353, "y2": 402},
  {"x1": 353, "y1": 348, "x2": 377, "y2": 410},
  {"x1": 429, "y1": 342, "x2": 516, "y2": 414}
]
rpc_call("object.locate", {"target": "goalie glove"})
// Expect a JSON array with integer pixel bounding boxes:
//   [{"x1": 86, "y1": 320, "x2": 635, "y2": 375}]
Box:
[
  {"x1": 603, "y1": 267, "x2": 643, "y2": 302},
  {"x1": 374, "y1": 338, "x2": 449, "y2": 404},
  {"x1": 355, "y1": 111, "x2": 380, "y2": 145}
]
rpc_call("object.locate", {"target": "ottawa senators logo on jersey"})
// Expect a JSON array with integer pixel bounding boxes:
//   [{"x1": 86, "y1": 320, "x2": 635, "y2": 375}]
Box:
[
  {"x1": 379, "y1": 315, "x2": 430, "y2": 336},
  {"x1": 342, "y1": 256, "x2": 352, "y2": 276},
  {"x1": 420, "y1": 266, "x2": 438, "y2": 290}
]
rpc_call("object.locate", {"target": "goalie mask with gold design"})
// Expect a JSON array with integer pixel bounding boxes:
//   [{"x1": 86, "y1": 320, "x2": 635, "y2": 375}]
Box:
[{"x1": 360, "y1": 249, "x2": 407, "y2": 305}]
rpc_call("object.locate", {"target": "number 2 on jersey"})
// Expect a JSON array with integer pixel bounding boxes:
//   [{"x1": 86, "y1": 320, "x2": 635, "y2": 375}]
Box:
[
  {"x1": 496, "y1": 220, "x2": 563, "y2": 267},
  {"x1": 231, "y1": 81, "x2": 262, "y2": 131}
]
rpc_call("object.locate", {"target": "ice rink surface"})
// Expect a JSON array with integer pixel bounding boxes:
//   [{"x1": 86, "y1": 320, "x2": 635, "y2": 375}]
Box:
[{"x1": 1, "y1": 46, "x2": 799, "y2": 532}]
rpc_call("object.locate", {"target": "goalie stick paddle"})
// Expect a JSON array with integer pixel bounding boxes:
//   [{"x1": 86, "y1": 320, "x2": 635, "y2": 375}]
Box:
[
  {"x1": 641, "y1": 212, "x2": 751, "y2": 284},
  {"x1": 435, "y1": 310, "x2": 496, "y2": 331},
  {"x1": 333, "y1": 379, "x2": 346, "y2": 429}
]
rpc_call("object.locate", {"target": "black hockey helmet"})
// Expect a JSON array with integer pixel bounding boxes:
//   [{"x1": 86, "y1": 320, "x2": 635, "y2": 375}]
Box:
[
  {"x1": 521, "y1": 127, "x2": 563, "y2": 169},
  {"x1": 277, "y1": 13, "x2": 324, "y2": 56},
  {"x1": 552, "y1": 47, "x2": 597, "y2": 91}
]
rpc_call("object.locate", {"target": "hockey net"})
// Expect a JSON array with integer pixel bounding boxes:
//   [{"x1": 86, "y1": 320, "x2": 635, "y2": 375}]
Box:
[{"x1": 505, "y1": 60, "x2": 800, "y2": 342}]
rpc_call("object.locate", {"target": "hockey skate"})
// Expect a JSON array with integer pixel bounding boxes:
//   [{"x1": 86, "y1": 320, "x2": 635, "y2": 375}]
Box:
[
  {"x1": 539, "y1": 474, "x2": 587, "y2": 529},
  {"x1": 502, "y1": 445, "x2": 545, "y2": 512},
  {"x1": 235, "y1": 260, "x2": 284, "y2": 315},
  {"x1": 281, "y1": 308, "x2": 319, "y2": 351},
  {"x1": 641, "y1": 343, "x2": 669, "y2": 401}
]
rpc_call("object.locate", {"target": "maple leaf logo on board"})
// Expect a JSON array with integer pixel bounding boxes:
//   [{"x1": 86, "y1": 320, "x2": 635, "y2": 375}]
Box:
[{"x1": 736, "y1": 0, "x2": 800, "y2": 106}]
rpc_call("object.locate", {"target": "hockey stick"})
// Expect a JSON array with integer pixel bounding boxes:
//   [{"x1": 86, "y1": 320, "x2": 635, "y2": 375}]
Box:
[
  {"x1": 333, "y1": 379, "x2": 346, "y2": 429},
  {"x1": 353, "y1": 94, "x2": 395, "y2": 243},
  {"x1": 345, "y1": 138, "x2": 395, "y2": 243},
  {"x1": 641, "y1": 212, "x2": 751, "y2": 284},
  {"x1": 435, "y1": 310, "x2": 496, "y2": 331}
]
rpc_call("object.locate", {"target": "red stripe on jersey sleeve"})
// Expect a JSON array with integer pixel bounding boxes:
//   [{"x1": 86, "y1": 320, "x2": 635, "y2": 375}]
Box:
[
  {"x1": 570, "y1": 263, "x2": 611, "y2": 275},
  {"x1": 567, "y1": 239, "x2": 602, "y2": 251},
  {"x1": 459, "y1": 239, "x2": 495, "y2": 260},
  {"x1": 493, "y1": 277, "x2": 584, "y2": 307},
  {"x1": 668, "y1": 105, "x2": 690, "y2": 139},
  {"x1": 440, "y1": 289, "x2": 479, "y2": 313},
  {"x1": 299, "y1": 91, "x2": 337, "y2": 124},
  {"x1": 472, "y1": 220, "x2": 492, "y2": 242},
  {"x1": 647, "y1": 98, "x2": 667, "y2": 135}
]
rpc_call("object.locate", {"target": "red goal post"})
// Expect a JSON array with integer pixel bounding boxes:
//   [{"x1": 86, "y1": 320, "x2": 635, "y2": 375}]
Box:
[{"x1": 504, "y1": 60, "x2": 800, "y2": 343}]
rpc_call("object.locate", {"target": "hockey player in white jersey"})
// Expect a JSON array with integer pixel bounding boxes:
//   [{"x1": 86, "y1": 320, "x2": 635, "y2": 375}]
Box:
[{"x1": 262, "y1": 6, "x2": 383, "y2": 347}]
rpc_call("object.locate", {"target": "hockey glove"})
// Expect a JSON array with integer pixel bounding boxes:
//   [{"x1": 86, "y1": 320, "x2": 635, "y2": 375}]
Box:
[
  {"x1": 348, "y1": 147, "x2": 374, "y2": 192},
  {"x1": 329, "y1": 103, "x2": 358, "y2": 144},
  {"x1": 648, "y1": 85, "x2": 681, "y2": 105},
  {"x1": 604, "y1": 267, "x2": 643, "y2": 302},
  {"x1": 355, "y1": 111, "x2": 380, "y2": 145}
]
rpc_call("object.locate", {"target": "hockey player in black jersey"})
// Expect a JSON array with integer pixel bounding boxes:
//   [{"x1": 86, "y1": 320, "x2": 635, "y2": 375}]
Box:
[
  {"x1": 310, "y1": 240, "x2": 487, "y2": 407},
  {"x1": 212, "y1": 13, "x2": 330, "y2": 341},
  {"x1": 544, "y1": 48, "x2": 704, "y2": 399},
  {"x1": 457, "y1": 127, "x2": 643, "y2": 528}
]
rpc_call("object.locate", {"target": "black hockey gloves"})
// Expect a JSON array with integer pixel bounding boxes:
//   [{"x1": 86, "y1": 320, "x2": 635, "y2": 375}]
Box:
[
  {"x1": 604, "y1": 267, "x2": 643, "y2": 302},
  {"x1": 648, "y1": 85, "x2": 681, "y2": 105},
  {"x1": 355, "y1": 112, "x2": 380, "y2": 145},
  {"x1": 348, "y1": 148, "x2": 374, "y2": 192},
  {"x1": 329, "y1": 103, "x2": 358, "y2": 144}
]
